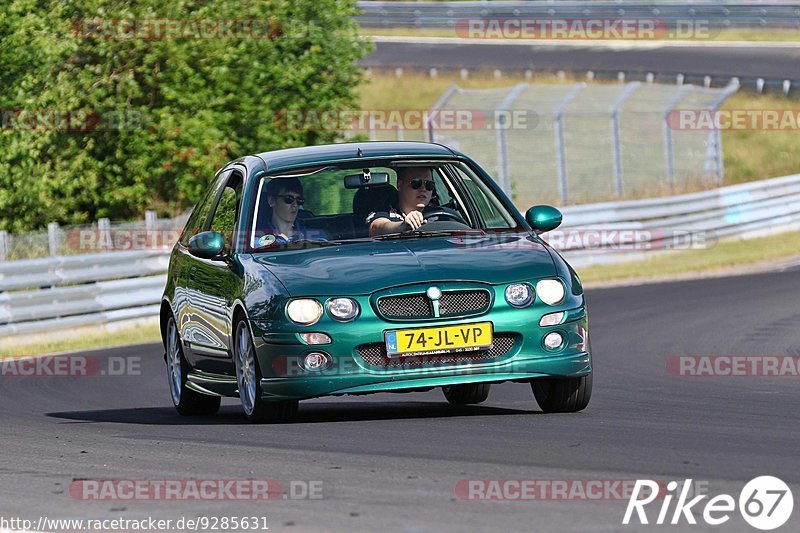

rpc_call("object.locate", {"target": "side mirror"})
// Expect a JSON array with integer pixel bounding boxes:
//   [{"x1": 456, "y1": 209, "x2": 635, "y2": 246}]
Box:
[
  {"x1": 188, "y1": 231, "x2": 226, "y2": 259},
  {"x1": 526, "y1": 205, "x2": 563, "y2": 233}
]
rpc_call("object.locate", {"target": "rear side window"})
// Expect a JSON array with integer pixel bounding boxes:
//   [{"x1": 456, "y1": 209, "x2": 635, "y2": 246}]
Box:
[
  {"x1": 179, "y1": 171, "x2": 228, "y2": 246},
  {"x1": 209, "y1": 173, "x2": 243, "y2": 250}
]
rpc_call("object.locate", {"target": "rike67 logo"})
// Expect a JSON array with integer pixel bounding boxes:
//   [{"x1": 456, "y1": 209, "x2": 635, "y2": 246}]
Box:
[{"x1": 623, "y1": 477, "x2": 794, "y2": 530}]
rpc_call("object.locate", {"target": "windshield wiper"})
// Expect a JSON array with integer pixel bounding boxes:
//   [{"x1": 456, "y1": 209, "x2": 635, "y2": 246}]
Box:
[
  {"x1": 373, "y1": 229, "x2": 485, "y2": 240},
  {"x1": 253, "y1": 237, "x2": 382, "y2": 251},
  {"x1": 252, "y1": 239, "x2": 335, "y2": 252}
]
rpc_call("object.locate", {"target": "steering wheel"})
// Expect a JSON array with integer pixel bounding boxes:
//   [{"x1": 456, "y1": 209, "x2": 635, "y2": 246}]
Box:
[{"x1": 421, "y1": 206, "x2": 470, "y2": 227}]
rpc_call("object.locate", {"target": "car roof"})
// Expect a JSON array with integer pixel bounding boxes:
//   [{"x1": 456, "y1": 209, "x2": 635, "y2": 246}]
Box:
[{"x1": 254, "y1": 141, "x2": 459, "y2": 173}]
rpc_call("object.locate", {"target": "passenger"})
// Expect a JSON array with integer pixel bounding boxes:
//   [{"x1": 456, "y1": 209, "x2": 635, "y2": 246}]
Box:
[
  {"x1": 256, "y1": 177, "x2": 326, "y2": 246},
  {"x1": 368, "y1": 167, "x2": 435, "y2": 237}
]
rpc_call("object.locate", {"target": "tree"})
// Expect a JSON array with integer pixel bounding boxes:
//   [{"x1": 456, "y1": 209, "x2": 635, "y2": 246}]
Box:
[{"x1": 0, "y1": 0, "x2": 371, "y2": 231}]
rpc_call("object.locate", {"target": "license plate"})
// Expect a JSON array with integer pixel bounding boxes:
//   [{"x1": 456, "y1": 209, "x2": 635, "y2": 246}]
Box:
[{"x1": 384, "y1": 322, "x2": 494, "y2": 357}]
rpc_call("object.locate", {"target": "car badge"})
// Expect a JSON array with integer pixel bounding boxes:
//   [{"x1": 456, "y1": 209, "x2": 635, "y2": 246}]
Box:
[{"x1": 426, "y1": 287, "x2": 442, "y2": 301}]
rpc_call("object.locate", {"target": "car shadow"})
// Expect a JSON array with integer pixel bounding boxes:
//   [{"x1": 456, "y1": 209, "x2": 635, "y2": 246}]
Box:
[{"x1": 48, "y1": 401, "x2": 541, "y2": 425}]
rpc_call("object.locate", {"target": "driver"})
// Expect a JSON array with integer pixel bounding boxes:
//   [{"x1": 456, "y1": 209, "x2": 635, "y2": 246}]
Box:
[{"x1": 367, "y1": 167, "x2": 435, "y2": 237}]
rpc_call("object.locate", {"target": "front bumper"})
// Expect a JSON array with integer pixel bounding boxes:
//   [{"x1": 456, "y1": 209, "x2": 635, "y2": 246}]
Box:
[{"x1": 250, "y1": 296, "x2": 591, "y2": 401}]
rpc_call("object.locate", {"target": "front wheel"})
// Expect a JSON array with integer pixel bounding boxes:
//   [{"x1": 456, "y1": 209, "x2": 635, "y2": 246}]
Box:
[
  {"x1": 442, "y1": 383, "x2": 490, "y2": 405},
  {"x1": 234, "y1": 318, "x2": 298, "y2": 423},
  {"x1": 531, "y1": 373, "x2": 592, "y2": 413},
  {"x1": 165, "y1": 316, "x2": 221, "y2": 416}
]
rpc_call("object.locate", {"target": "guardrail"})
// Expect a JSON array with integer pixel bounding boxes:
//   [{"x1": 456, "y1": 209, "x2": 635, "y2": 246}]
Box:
[
  {"x1": 555, "y1": 173, "x2": 800, "y2": 267},
  {"x1": 0, "y1": 251, "x2": 168, "y2": 337},
  {"x1": 2, "y1": 173, "x2": 800, "y2": 338},
  {"x1": 356, "y1": 1, "x2": 800, "y2": 30}
]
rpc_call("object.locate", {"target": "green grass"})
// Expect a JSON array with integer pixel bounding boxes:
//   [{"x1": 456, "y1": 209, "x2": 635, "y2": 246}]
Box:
[
  {"x1": 358, "y1": 70, "x2": 577, "y2": 110},
  {"x1": 362, "y1": 27, "x2": 800, "y2": 43},
  {"x1": 0, "y1": 322, "x2": 161, "y2": 358},
  {"x1": 721, "y1": 93, "x2": 800, "y2": 185},
  {"x1": 578, "y1": 230, "x2": 800, "y2": 285}
]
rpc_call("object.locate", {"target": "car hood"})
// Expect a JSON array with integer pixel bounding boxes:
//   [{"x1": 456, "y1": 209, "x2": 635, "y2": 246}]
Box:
[{"x1": 251, "y1": 233, "x2": 557, "y2": 296}]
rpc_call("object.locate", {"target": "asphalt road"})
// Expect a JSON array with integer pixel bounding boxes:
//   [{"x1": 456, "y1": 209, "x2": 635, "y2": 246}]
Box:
[
  {"x1": 362, "y1": 38, "x2": 800, "y2": 83},
  {"x1": 1, "y1": 268, "x2": 799, "y2": 532}
]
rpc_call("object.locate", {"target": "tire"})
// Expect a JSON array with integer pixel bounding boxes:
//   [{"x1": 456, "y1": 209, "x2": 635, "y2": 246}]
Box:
[
  {"x1": 531, "y1": 373, "x2": 592, "y2": 413},
  {"x1": 234, "y1": 318, "x2": 298, "y2": 423},
  {"x1": 165, "y1": 316, "x2": 221, "y2": 416},
  {"x1": 442, "y1": 383, "x2": 490, "y2": 405}
]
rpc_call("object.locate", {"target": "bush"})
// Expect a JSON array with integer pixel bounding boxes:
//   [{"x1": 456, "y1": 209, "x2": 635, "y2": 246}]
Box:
[{"x1": 0, "y1": 0, "x2": 371, "y2": 232}]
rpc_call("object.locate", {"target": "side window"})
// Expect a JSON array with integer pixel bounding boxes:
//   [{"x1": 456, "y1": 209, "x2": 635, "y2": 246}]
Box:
[
  {"x1": 431, "y1": 168, "x2": 453, "y2": 206},
  {"x1": 179, "y1": 172, "x2": 228, "y2": 246},
  {"x1": 209, "y1": 173, "x2": 243, "y2": 250},
  {"x1": 455, "y1": 166, "x2": 516, "y2": 229}
]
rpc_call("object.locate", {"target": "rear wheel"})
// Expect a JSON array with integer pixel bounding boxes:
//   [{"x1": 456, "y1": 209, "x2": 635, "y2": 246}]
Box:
[
  {"x1": 165, "y1": 316, "x2": 221, "y2": 416},
  {"x1": 234, "y1": 318, "x2": 298, "y2": 423},
  {"x1": 442, "y1": 383, "x2": 490, "y2": 405},
  {"x1": 531, "y1": 373, "x2": 592, "y2": 413}
]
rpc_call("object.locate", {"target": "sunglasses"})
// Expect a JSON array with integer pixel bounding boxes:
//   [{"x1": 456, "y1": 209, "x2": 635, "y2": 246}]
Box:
[
  {"x1": 274, "y1": 194, "x2": 305, "y2": 206},
  {"x1": 409, "y1": 178, "x2": 435, "y2": 191}
]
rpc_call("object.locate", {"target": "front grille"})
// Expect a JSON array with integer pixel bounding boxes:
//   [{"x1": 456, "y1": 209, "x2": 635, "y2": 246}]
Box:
[
  {"x1": 439, "y1": 290, "x2": 491, "y2": 317},
  {"x1": 377, "y1": 294, "x2": 433, "y2": 319},
  {"x1": 357, "y1": 333, "x2": 517, "y2": 368},
  {"x1": 376, "y1": 289, "x2": 491, "y2": 320}
]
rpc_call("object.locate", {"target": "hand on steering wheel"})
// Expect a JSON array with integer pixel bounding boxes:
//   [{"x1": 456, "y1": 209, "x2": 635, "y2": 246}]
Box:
[
  {"x1": 401, "y1": 204, "x2": 427, "y2": 231},
  {"x1": 421, "y1": 205, "x2": 470, "y2": 226}
]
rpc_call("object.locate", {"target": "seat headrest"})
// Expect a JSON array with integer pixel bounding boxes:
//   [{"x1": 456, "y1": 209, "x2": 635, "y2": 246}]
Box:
[{"x1": 353, "y1": 184, "x2": 398, "y2": 220}]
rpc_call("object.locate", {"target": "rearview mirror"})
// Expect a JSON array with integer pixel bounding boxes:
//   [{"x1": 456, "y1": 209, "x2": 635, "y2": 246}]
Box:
[
  {"x1": 188, "y1": 231, "x2": 226, "y2": 259},
  {"x1": 526, "y1": 205, "x2": 563, "y2": 233},
  {"x1": 344, "y1": 171, "x2": 390, "y2": 189}
]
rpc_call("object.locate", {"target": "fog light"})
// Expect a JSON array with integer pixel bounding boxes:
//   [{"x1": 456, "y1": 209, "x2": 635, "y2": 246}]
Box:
[
  {"x1": 299, "y1": 332, "x2": 332, "y2": 345},
  {"x1": 539, "y1": 311, "x2": 565, "y2": 327},
  {"x1": 543, "y1": 332, "x2": 564, "y2": 350},
  {"x1": 303, "y1": 352, "x2": 329, "y2": 371}
]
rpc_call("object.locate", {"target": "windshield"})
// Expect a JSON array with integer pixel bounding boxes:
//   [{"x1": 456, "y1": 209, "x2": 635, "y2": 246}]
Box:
[{"x1": 248, "y1": 160, "x2": 519, "y2": 251}]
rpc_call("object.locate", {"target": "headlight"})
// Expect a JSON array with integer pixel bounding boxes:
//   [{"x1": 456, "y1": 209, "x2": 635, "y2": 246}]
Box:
[
  {"x1": 327, "y1": 298, "x2": 359, "y2": 321},
  {"x1": 539, "y1": 311, "x2": 565, "y2": 327},
  {"x1": 536, "y1": 279, "x2": 565, "y2": 306},
  {"x1": 287, "y1": 299, "x2": 323, "y2": 325},
  {"x1": 505, "y1": 283, "x2": 534, "y2": 308}
]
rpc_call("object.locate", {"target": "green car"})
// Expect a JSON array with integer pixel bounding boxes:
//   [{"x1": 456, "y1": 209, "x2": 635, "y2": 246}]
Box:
[{"x1": 161, "y1": 141, "x2": 592, "y2": 422}]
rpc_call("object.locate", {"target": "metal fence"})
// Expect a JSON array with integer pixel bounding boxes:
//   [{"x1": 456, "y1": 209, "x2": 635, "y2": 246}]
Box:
[
  {"x1": 419, "y1": 80, "x2": 739, "y2": 208},
  {"x1": 0, "y1": 211, "x2": 188, "y2": 262}
]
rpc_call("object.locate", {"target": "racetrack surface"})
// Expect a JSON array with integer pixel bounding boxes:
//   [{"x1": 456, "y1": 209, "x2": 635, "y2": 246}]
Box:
[
  {"x1": 362, "y1": 38, "x2": 800, "y2": 83},
  {"x1": 1, "y1": 267, "x2": 799, "y2": 532}
]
